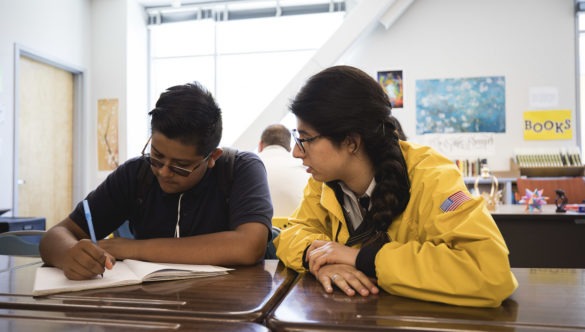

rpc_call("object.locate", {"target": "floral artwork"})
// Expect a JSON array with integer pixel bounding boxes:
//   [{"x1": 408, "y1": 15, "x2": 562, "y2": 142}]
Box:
[
  {"x1": 416, "y1": 76, "x2": 505, "y2": 134},
  {"x1": 97, "y1": 98, "x2": 119, "y2": 171},
  {"x1": 519, "y1": 188, "x2": 548, "y2": 212}
]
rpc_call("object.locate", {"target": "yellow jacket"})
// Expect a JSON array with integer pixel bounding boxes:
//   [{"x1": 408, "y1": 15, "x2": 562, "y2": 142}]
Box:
[{"x1": 275, "y1": 141, "x2": 518, "y2": 307}]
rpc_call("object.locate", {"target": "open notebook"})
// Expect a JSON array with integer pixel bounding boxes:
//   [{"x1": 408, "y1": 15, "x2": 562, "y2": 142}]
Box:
[{"x1": 32, "y1": 259, "x2": 233, "y2": 296}]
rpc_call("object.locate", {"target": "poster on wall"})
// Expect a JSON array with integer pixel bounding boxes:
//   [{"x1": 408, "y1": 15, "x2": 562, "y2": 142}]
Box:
[
  {"x1": 377, "y1": 70, "x2": 403, "y2": 108},
  {"x1": 415, "y1": 76, "x2": 506, "y2": 134},
  {"x1": 421, "y1": 133, "x2": 495, "y2": 157},
  {"x1": 523, "y1": 110, "x2": 572, "y2": 140},
  {"x1": 97, "y1": 98, "x2": 119, "y2": 171},
  {"x1": 529, "y1": 86, "x2": 559, "y2": 109}
]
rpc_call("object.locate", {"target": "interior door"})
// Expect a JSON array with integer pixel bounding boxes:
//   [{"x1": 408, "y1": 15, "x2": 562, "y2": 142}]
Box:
[{"x1": 17, "y1": 55, "x2": 74, "y2": 229}]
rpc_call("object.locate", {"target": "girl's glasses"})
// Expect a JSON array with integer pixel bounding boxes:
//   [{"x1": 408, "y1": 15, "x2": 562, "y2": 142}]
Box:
[{"x1": 291, "y1": 129, "x2": 322, "y2": 153}]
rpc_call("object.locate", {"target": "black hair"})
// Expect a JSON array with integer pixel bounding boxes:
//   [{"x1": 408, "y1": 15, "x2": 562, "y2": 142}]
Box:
[
  {"x1": 290, "y1": 65, "x2": 410, "y2": 244},
  {"x1": 149, "y1": 82, "x2": 222, "y2": 156}
]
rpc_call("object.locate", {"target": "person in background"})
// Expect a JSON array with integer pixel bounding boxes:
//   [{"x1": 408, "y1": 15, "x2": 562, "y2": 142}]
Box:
[
  {"x1": 258, "y1": 124, "x2": 310, "y2": 218},
  {"x1": 275, "y1": 65, "x2": 517, "y2": 307},
  {"x1": 40, "y1": 82, "x2": 273, "y2": 280}
]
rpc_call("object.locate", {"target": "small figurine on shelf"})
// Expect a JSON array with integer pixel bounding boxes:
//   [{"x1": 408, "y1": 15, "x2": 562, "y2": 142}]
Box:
[
  {"x1": 519, "y1": 188, "x2": 548, "y2": 212},
  {"x1": 555, "y1": 189, "x2": 568, "y2": 213},
  {"x1": 473, "y1": 166, "x2": 501, "y2": 211}
]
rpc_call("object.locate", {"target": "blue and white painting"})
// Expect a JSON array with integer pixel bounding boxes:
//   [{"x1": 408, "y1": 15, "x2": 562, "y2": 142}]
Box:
[{"x1": 416, "y1": 76, "x2": 505, "y2": 134}]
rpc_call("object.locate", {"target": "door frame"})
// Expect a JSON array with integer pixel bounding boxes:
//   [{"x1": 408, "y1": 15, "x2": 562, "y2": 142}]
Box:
[{"x1": 12, "y1": 44, "x2": 86, "y2": 214}]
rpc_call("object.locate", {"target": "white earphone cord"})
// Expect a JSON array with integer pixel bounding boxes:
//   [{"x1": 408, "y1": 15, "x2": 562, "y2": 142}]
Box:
[{"x1": 174, "y1": 193, "x2": 184, "y2": 238}]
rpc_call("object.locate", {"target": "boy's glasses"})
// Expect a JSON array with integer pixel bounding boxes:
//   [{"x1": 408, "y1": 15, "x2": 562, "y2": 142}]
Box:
[
  {"x1": 291, "y1": 129, "x2": 322, "y2": 153},
  {"x1": 141, "y1": 137, "x2": 209, "y2": 177}
]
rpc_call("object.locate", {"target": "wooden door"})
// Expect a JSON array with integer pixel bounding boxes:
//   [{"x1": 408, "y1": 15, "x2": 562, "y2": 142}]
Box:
[{"x1": 17, "y1": 56, "x2": 74, "y2": 229}]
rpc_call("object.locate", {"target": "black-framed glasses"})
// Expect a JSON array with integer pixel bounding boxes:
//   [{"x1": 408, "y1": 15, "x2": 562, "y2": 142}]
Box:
[
  {"x1": 291, "y1": 129, "x2": 323, "y2": 153},
  {"x1": 140, "y1": 136, "x2": 210, "y2": 177}
]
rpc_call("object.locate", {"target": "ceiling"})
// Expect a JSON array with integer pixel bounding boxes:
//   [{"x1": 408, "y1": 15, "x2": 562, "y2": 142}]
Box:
[
  {"x1": 138, "y1": 0, "x2": 344, "y2": 10},
  {"x1": 141, "y1": 0, "x2": 346, "y2": 24},
  {"x1": 138, "y1": 0, "x2": 245, "y2": 8}
]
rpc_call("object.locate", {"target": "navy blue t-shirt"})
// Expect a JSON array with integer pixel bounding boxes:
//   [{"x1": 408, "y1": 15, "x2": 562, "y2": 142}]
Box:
[{"x1": 70, "y1": 150, "x2": 273, "y2": 240}]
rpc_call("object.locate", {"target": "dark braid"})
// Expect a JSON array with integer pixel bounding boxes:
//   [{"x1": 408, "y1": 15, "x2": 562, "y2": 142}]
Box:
[
  {"x1": 290, "y1": 65, "x2": 411, "y2": 246},
  {"x1": 366, "y1": 117, "x2": 410, "y2": 240}
]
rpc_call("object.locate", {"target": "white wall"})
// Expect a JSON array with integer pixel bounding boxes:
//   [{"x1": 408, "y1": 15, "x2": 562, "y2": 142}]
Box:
[
  {"x1": 90, "y1": 0, "x2": 127, "y2": 186},
  {"x1": 126, "y1": 1, "x2": 149, "y2": 160},
  {"x1": 91, "y1": 0, "x2": 148, "y2": 188},
  {"x1": 0, "y1": 0, "x2": 92, "y2": 214},
  {"x1": 340, "y1": 0, "x2": 576, "y2": 171},
  {"x1": 0, "y1": 0, "x2": 148, "y2": 214},
  {"x1": 0, "y1": 0, "x2": 578, "y2": 214}
]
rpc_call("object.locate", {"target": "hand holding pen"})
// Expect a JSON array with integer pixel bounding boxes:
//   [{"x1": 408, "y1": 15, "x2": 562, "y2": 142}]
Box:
[{"x1": 82, "y1": 199, "x2": 113, "y2": 278}]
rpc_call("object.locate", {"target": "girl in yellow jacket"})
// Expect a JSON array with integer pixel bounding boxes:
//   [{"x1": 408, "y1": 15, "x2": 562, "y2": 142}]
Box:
[{"x1": 274, "y1": 65, "x2": 518, "y2": 308}]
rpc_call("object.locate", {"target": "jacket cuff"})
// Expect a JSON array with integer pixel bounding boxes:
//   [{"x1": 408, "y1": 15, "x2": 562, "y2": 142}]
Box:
[
  {"x1": 355, "y1": 242, "x2": 384, "y2": 278},
  {"x1": 302, "y1": 245, "x2": 310, "y2": 270}
]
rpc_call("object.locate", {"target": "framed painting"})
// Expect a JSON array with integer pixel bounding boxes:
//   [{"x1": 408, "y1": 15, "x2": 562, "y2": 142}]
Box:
[
  {"x1": 416, "y1": 76, "x2": 505, "y2": 134},
  {"x1": 97, "y1": 98, "x2": 119, "y2": 171},
  {"x1": 378, "y1": 70, "x2": 403, "y2": 108}
]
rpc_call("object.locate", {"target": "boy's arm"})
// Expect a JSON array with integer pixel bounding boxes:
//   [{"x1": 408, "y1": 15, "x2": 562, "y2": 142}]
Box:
[
  {"x1": 98, "y1": 222, "x2": 269, "y2": 266},
  {"x1": 40, "y1": 217, "x2": 112, "y2": 279}
]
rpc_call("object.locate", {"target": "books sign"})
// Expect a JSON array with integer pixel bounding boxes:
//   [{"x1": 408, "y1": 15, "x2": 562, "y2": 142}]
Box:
[{"x1": 523, "y1": 110, "x2": 572, "y2": 140}]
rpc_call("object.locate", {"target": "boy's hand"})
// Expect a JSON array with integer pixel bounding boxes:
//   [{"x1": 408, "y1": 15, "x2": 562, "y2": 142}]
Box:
[{"x1": 61, "y1": 239, "x2": 113, "y2": 280}]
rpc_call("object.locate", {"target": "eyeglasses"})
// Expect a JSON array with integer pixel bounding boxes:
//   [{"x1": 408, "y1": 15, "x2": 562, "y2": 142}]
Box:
[
  {"x1": 291, "y1": 129, "x2": 322, "y2": 153},
  {"x1": 141, "y1": 136, "x2": 210, "y2": 177}
]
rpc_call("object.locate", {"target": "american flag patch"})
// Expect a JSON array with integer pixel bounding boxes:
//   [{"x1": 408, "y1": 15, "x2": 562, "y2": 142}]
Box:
[{"x1": 440, "y1": 191, "x2": 471, "y2": 212}]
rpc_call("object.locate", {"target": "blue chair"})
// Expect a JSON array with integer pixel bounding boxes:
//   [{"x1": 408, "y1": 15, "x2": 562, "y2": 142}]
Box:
[{"x1": 0, "y1": 230, "x2": 44, "y2": 256}]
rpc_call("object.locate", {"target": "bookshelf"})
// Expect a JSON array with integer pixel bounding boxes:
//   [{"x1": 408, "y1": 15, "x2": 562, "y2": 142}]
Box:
[
  {"x1": 514, "y1": 147, "x2": 584, "y2": 177},
  {"x1": 454, "y1": 158, "x2": 486, "y2": 178},
  {"x1": 459, "y1": 148, "x2": 584, "y2": 205}
]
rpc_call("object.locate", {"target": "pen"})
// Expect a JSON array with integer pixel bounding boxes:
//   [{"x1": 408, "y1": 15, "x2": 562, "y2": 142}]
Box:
[{"x1": 82, "y1": 199, "x2": 103, "y2": 278}]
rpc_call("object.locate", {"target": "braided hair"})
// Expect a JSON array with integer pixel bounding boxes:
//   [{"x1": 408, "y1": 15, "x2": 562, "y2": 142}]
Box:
[{"x1": 290, "y1": 65, "x2": 410, "y2": 245}]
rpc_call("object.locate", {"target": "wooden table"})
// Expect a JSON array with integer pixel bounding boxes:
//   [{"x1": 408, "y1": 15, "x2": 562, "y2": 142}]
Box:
[
  {"x1": 0, "y1": 308, "x2": 269, "y2": 331},
  {"x1": 491, "y1": 204, "x2": 585, "y2": 268},
  {"x1": 0, "y1": 257, "x2": 297, "y2": 323},
  {"x1": 267, "y1": 268, "x2": 585, "y2": 331}
]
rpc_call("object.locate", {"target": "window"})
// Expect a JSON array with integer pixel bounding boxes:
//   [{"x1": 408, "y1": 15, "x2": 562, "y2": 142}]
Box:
[{"x1": 149, "y1": 5, "x2": 344, "y2": 145}]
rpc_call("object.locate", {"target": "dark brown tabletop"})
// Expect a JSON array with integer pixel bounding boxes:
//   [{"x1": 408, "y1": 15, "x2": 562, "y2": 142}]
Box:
[
  {"x1": 267, "y1": 268, "x2": 585, "y2": 331},
  {"x1": 0, "y1": 307, "x2": 269, "y2": 331},
  {"x1": 0, "y1": 257, "x2": 297, "y2": 323}
]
